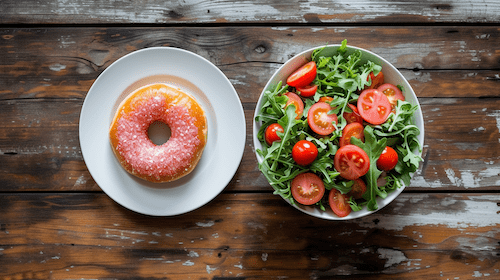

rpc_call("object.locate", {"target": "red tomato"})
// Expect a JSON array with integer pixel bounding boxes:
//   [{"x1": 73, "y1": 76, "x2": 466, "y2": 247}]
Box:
[
  {"x1": 284, "y1": 92, "x2": 304, "y2": 119},
  {"x1": 291, "y1": 172, "x2": 325, "y2": 205},
  {"x1": 264, "y1": 123, "x2": 284, "y2": 146},
  {"x1": 287, "y1": 61, "x2": 317, "y2": 88},
  {"x1": 339, "y1": 122, "x2": 364, "y2": 147},
  {"x1": 292, "y1": 140, "x2": 318, "y2": 166},
  {"x1": 348, "y1": 178, "x2": 367, "y2": 199},
  {"x1": 319, "y1": 96, "x2": 334, "y2": 103},
  {"x1": 377, "y1": 146, "x2": 398, "y2": 171},
  {"x1": 366, "y1": 71, "x2": 384, "y2": 89},
  {"x1": 307, "y1": 102, "x2": 338, "y2": 135},
  {"x1": 343, "y1": 103, "x2": 363, "y2": 124},
  {"x1": 357, "y1": 89, "x2": 391, "y2": 125},
  {"x1": 329, "y1": 188, "x2": 352, "y2": 217},
  {"x1": 296, "y1": 83, "x2": 318, "y2": 97},
  {"x1": 377, "y1": 83, "x2": 405, "y2": 111},
  {"x1": 334, "y1": 144, "x2": 370, "y2": 180}
]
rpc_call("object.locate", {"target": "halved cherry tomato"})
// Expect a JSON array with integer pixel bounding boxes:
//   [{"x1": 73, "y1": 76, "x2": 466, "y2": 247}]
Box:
[
  {"x1": 264, "y1": 123, "x2": 284, "y2": 146},
  {"x1": 291, "y1": 172, "x2": 325, "y2": 205},
  {"x1": 292, "y1": 140, "x2": 318, "y2": 166},
  {"x1": 343, "y1": 103, "x2": 363, "y2": 124},
  {"x1": 339, "y1": 122, "x2": 364, "y2": 147},
  {"x1": 307, "y1": 102, "x2": 337, "y2": 136},
  {"x1": 296, "y1": 83, "x2": 318, "y2": 97},
  {"x1": 287, "y1": 61, "x2": 317, "y2": 88},
  {"x1": 284, "y1": 92, "x2": 304, "y2": 119},
  {"x1": 377, "y1": 83, "x2": 405, "y2": 111},
  {"x1": 377, "y1": 146, "x2": 398, "y2": 171},
  {"x1": 357, "y1": 89, "x2": 391, "y2": 125},
  {"x1": 329, "y1": 188, "x2": 351, "y2": 217},
  {"x1": 334, "y1": 144, "x2": 370, "y2": 180},
  {"x1": 348, "y1": 178, "x2": 367, "y2": 199},
  {"x1": 319, "y1": 96, "x2": 334, "y2": 103},
  {"x1": 366, "y1": 71, "x2": 384, "y2": 89}
]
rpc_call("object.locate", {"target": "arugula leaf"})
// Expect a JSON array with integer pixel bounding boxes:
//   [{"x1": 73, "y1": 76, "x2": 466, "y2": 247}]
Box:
[{"x1": 351, "y1": 126, "x2": 387, "y2": 211}]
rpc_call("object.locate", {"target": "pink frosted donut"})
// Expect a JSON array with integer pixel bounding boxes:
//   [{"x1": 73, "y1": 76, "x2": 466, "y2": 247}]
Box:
[{"x1": 109, "y1": 83, "x2": 207, "y2": 183}]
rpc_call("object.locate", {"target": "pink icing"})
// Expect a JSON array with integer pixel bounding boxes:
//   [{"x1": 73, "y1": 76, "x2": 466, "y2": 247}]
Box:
[{"x1": 115, "y1": 94, "x2": 201, "y2": 180}]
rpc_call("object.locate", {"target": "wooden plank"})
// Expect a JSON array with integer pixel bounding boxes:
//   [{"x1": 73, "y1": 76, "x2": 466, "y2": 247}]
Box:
[
  {"x1": 0, "y1": 193, "x2": 498, "y2": 278},
  {"x1": 1, "y1": 0, "x2": 499, "y2": 25},
  {"x1": 1, "y1": 88, "x2": 500, "y2": 192}
]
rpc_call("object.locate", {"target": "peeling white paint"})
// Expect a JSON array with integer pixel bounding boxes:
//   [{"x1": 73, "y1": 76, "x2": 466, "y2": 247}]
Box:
[
  {"x1": 486, "y1": 110, "x2": 500, "y2": 133},
  {"x1": 359, "y1": 196, "x2": 500, "y2": 231},
  {"x1": 196, "y1": 221, "x2": 215, "y2": 227},
  {"x1": 206, "y1": 264, "x2": 217, "y2": 274},
  {"x1": 261, "y1": 253, "x2": 268, "y2": 261},
  {"x1": 49, "y1": 63, "x2": 66, "y2": 71},
  {"x1": 187, "y1": 251, "x2": 199, "y2": 258},
  {"x1": 182, "y1": 260, "x2": 195, "y2": 266}
]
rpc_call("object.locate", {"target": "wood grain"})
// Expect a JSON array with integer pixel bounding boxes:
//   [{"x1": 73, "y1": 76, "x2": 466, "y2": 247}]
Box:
[
  {"x1": 1, "y1": 27, "x2": 500, "y2": 192},
  {"x1": 1, "y1": 0, "x2": 499, "y2": 25},
  {"x1": 0, "y1": 193, "x2": 499, "y2": 279}
]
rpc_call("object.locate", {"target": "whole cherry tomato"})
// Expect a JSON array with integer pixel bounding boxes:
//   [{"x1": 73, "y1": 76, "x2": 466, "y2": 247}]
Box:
[
  {"x1": 264, "y1": 123, "x2": 284, "y2": 146},
  {"x1": 292, "y1": 140, "x2": 318, "y2": 166},
  {"x1": 377, "y1": 146, "x2": 398, "y2": 171}
]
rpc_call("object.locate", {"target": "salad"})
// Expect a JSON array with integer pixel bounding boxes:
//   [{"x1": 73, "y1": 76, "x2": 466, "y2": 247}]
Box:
[{"x1": 255, "y1": 40, "x2": 422, "y2": 218}]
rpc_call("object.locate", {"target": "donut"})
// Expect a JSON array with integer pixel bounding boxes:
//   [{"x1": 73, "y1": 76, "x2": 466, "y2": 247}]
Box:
[{"x1": 109, "y1": 83, "x2": 207, "y2": 183}]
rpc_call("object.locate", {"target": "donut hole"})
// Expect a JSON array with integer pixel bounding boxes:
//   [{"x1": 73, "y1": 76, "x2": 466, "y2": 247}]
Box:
[{"x1": 148, "y1": 120, "x2": 171, "y2": 146}]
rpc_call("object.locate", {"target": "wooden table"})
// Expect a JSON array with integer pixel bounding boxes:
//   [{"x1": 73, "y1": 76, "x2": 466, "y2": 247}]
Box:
[{"x1": 1, "y1": 1, "x2": 499, "y2": 279}]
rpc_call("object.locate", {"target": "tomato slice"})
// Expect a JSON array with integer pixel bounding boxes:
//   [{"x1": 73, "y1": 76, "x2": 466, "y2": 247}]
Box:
[
  {"x1": 334, "y1": 144, "x2": 370, "y2": 180},
  {"x1": 287, "y1": 61, "x2": 317, "y2": 88},
  {"x1": 284, "y1": 92, "x2": 304, "y2": 119},
  {"x1": 377, "y1": 146, "x2": 399, "y2": 171},
  {"x1": 319, "y1": 96, "x2": 334, "y2": 103},
  {"x1": 292, "y1": 140, "x2": 318, "y2": 166},
  {"x1": 329, "y1": 188, "x2": 352, "y2": 217},
  {"x1": 366, "y1": 71, "x2": 384, "y2": 89},
  {"x1": 357, "y1": 89, "x2": 391, "y2": 125},
  {"x1": 377, "y1": 83, "x2": 405, "y2": 111},
  {"x1": 343, "y1": 103, "x2": 363, "y2": 124},
  {"x1": 296, "y1": 83, "x2": 318, "y2": 97},
  {"x1": 339, "y1": 122, "x2": 364, "y2": 147},
  {"x1": 291, "y1": 173, "x2": 325, "y2": 205},
  {"x1": 307, "y1": 102, "x2": 337, "y2": 135},
  {"x1": 264, "y1": 123, "x2": 284, "y2": 146},
  {"x1": 348, "y1": 178, "x2": 367, "y2": 199}
]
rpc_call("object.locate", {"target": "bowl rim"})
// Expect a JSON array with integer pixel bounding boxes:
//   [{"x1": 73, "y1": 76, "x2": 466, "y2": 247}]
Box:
[{"x1": 252, "y1": 44, "x2": 425, "y2": 220}]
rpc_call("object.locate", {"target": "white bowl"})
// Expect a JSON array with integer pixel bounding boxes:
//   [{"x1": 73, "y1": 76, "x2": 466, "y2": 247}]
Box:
[{"x1": 252, "y1": 44, "x2": 424, "y2": 220}]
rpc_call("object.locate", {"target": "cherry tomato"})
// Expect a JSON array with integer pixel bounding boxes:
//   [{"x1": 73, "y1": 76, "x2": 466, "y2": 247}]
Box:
[
  {"x1": 296, "y1": 83, "x2": 318, "y2": 97},
  {"x1": 334, "y1": 144, "x2": 370, "y2": 180},
  {"x1": 377, "y1": 146, "x2": 398, "y2": 171},
  {"x1": 366, "y1": 71, "x2": 384, "y2": 89},
  {"x1": 343, "y1": 103, "x2": 363, "y2": 124},
  {"x1": 292, "y1": 140, "x2": 318, "y2": 166},
  {"x1": 284, "y1": 92, "x2": 304, "y2": 119},
  {"x1": 377, "y1": 83, "x2": 405, "y2": 111},
  {"x1": 357, "y1": 89, "x2": 391, "y2": 125},
  {"x1": 319, "y1": 96, "x2": 334, "y2": 103},
  {"x1": 264, "y1": 123, "x2": 284, "y2": 146},
  {"x1": 287, "y1": 61, "x2": 317, "y2": 88},
  {"x1": 348, "y1": 178, "x2": 367, "y2": 199},
  {"x1": 329, "y1": 188, "x2": 352, "y2": 217},
  {"x1": 291, "y1": 172, "x2": 325, "y2": 205},
  {"x1": 307, "y1": 102, "x2": 338, "y2": 136},
  {"x1": 339, "y1": 122, "x2": 364, "y2": 147}
]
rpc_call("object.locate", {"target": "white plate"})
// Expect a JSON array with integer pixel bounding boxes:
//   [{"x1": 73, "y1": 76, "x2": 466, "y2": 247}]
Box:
[
  {"x1": 253, "y1": 45, "x2": 424, "y2": 220},
  {"x1": 79, "y1": 47, "x2": 245, "y2": 216}
]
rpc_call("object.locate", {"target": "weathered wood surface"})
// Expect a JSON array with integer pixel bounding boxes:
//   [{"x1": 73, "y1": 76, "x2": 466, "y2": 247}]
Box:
[
  {"x1": 1, "y1": 26, "x2": 499, "y2": 192},
  {"x1": 1, "y1": 0, "x2": 499, "y2": 24},
  {"x1": 1, "y1": 1, "x2": 500, "y2": 279},
  {"x1": 0, "y1": 193, "x2": 499, "y2": 279}
]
